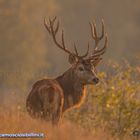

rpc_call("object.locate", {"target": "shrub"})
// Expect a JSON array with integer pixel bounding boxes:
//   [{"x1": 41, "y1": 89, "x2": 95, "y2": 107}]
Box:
[{"x1": 65, "y1": 61, "x2": 140, "y2": 139}]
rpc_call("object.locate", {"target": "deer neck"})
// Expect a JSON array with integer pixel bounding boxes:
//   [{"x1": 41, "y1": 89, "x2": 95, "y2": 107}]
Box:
[{"x1": 56, "y1": 68, "x2": 85, "y2": 111}]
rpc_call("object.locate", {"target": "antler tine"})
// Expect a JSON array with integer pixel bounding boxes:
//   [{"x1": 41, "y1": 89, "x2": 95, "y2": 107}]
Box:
[
  {"x1": 44, "y1": 18, "x2": 51, "y2": 34},
  {"x1": 55, "y1": 21, "x2": 59, "y2": 34},
  {"x1": 87, "y1": 19, "x2": 108, "y2": 62},
  {"x1": 61, "y1": 30, "x2": 66, "y2": 49},
  {"x1": 89, "y1": 22, "x2": 97, "y2": 47},
  {"x1": 44, "y1": 17, "x2": 97, "y2": 60},
  {"x1": 92, "y1": 33, "x2": 107, "y2": 57},
  {"x1": 73, "y1": 42, "x2": 90, "y2": 58},
  {"x1": 52, "y1": 16, "x2": 57, "y2": 25},
  {"x1": 88, "y1": 33, "x2": 107, "y2": 60},
  {"x1": 49, "y1": 17, "x2": 56, "y2": 36},
  {"x1": 90, "y1": 21, "x2": 99, "y2": 48},
  {"x1": 74, "y1": 43, "x2": 79, "y2": 56},
  {"x1": 80, "y1": 42, "x2": 90, "y2": 58},
  {"x1": 44, "y1": 17, "x2": 80, "y2": 57},
  {"x1": 100, "y1": 19, "x2": 105, "y2": 40},
  {"x1": 90, "y1": 19, "x2": 105, "y2": 48}
]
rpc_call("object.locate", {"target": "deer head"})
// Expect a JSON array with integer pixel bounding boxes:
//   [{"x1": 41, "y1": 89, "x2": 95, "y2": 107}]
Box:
[{"x1": 44, "y1": 17, "x2": 108, "y2": 85}]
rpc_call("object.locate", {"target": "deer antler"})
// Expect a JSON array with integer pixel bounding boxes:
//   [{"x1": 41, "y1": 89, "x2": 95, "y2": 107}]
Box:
[
  {"x1": 44, "y1": 17, "x2": 90, "y2": 59},
  {"x1": 88, "y1": 19, "x2": 108, "y2": 61}
]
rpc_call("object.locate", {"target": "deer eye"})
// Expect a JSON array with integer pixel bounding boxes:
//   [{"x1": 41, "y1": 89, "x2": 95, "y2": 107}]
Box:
[{"x1": 79, "y1": 67, "x2": 84, "y2": 71}]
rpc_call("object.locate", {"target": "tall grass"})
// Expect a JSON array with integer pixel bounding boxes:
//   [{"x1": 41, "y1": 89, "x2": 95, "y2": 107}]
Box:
[
  {"x1": 66, "y1": 61, "x2": 140, "y2": 140},
  {"x1": 0, "y1": 62, "x2": 140, "y2": 140}
]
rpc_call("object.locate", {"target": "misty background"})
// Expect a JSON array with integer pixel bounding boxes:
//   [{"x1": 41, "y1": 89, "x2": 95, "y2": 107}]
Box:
[{"x1": 0, "y1": 0, "x2": 140, "y2": 106}]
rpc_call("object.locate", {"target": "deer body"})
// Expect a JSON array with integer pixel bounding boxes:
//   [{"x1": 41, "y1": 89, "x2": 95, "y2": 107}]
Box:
[
  {"x1": 27, "y1": 66, "x2": 88, "y2": 124},
  {"x1": 26, "y1": 17, "x2": 108, "y2": 125},
  {"x1": 56, "y1": 67, "x2": 86, "y2": 111}
]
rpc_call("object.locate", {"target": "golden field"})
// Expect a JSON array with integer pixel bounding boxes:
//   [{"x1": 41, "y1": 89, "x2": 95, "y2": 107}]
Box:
[{"x1": 0, "y1": 63, "x2": 140, "y2": 140}]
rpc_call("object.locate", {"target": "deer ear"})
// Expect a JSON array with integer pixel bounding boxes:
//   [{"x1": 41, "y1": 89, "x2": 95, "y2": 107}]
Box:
[
  {"x1": 69, "y1": 54, "x2": 78, "y2": 64},
  {"x1": 91, "y1": 58, "x2": 102, "y2": 67}
]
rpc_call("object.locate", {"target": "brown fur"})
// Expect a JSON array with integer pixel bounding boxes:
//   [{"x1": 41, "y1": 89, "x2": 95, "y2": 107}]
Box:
[
  {"x1": 26, "y1": 17, "x2": 108, "y2": 125},
  {"x1": 56, "y1": 68, "x2": 86, "y2": 112},
  {"x1": 26, "y1": 79, "x2": 64, "y2": 125},
  {"x1": 26, "y1": 62, "x2": 95, "y2": 125}
]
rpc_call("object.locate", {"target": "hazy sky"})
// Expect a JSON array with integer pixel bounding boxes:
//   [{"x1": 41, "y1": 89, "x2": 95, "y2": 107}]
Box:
[{"x1": 0, "y1": 0, "x2": 140, "y2": 93}]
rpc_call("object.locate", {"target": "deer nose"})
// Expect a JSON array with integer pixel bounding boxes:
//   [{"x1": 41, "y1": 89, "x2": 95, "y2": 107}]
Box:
[{"x1": 92, "y1": 77, "x2": 99, "y2": 84}]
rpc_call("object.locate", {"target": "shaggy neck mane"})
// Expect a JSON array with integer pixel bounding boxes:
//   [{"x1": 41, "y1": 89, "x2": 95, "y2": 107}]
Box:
[{"x1": 56, "y1": 68, "x2": 85, "y2": 111}]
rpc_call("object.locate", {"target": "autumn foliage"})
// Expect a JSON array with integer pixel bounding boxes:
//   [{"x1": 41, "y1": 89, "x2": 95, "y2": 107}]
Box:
[{"x1": 0, "y1": 62, "x2": 140, "y2": 140}]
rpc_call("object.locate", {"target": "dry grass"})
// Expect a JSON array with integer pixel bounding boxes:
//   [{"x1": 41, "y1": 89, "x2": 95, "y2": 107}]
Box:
[
  {"x1": 0, "y1": 107, "x2": 114, "y2": 140},
  {"x1": 0, "y1": 64, "x2": 139, "y2": 140}
]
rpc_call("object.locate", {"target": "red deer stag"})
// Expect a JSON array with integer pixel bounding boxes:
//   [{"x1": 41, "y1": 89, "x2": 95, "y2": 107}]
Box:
[{"x1": 26, "y1": 17, "x2": 108, "y2": 125}]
